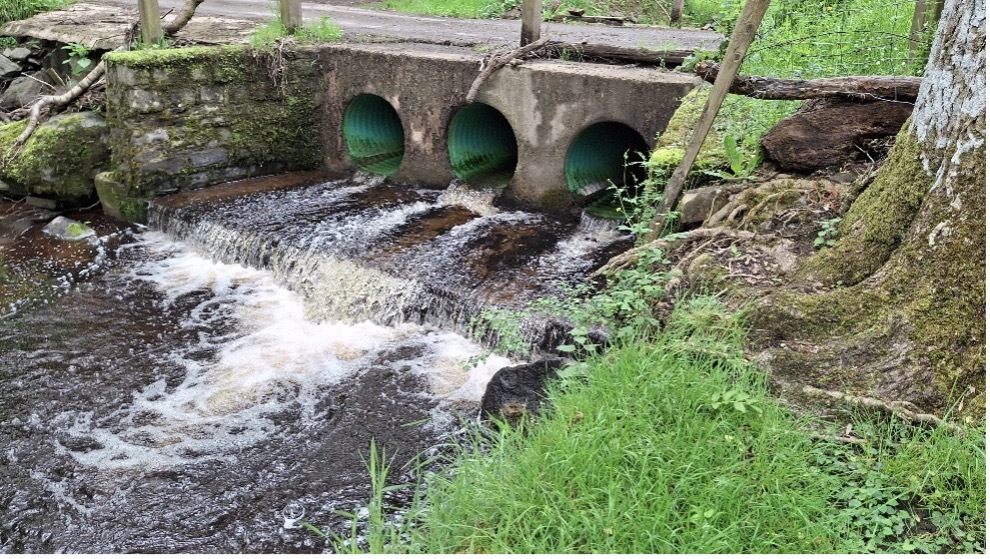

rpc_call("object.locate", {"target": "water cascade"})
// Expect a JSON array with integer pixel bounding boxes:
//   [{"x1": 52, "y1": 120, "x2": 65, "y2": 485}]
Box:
[{"x1": 0, "y1": 173, "x2": 631, "y2": 552}]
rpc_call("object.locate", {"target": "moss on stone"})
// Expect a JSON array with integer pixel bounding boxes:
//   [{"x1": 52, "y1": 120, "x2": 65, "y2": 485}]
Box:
[
  {"x1": 103, "y1": 44, "x2": 323, "y2": 219},
  {"x1": 652, "y1": 85, "x2": 726, "y2": 174},
  {"x1": 0, "y1": 112, "x2": 110, "y2": 203}
]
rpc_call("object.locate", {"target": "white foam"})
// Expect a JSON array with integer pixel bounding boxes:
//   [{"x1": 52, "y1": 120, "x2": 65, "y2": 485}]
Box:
[{"x1": 58, "y1": 232, "x2": 511, "y2": 470}]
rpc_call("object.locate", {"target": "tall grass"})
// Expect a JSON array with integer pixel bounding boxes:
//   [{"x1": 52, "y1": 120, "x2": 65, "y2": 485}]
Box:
[
  {"x1": 0, "y1": 0, "x2": 76, "y2": 25},
  {"x1": 411, "y1": 299, "x2": 854, "y2": 552},
  {"x1": 347, "y1": 297, "x2": 980, "y2": 554}
]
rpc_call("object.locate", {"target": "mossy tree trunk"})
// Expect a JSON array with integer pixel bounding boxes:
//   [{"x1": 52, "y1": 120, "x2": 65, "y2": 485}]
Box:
[{"x1": 751, "y1": 0, "x2": 985, "y2": 414}]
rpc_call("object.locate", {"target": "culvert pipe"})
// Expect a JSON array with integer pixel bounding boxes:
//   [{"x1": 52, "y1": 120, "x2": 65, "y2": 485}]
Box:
[
  {"x1": 565, "y1": 122, "x2": 649, "y2": 218},
  {"x1": 342, "y1": 94, "x2": 405, "y2": 175},
  {"x1": 447, "y1": 103, "x2": 518, "y2": 188}
]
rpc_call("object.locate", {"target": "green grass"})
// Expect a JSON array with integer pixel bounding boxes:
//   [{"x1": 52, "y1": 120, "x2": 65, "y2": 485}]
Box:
[
  {"x1": 330, "y1": 298, "x2": 985, "y2": 553},
  {"x1": 378, "y1": 0, "x2": 497, "y2": 19},
  {"x1": 0, "y1": 0, "x2": 76, "y2": 25},
  {"x1": 250, "y1": 15, "x2": 342, "y2": 50}
]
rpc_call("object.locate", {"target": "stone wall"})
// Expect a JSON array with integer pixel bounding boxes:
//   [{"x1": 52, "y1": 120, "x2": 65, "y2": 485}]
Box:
[{"x1": 99, "y1": 45, "x2": 324, "y2": 221}]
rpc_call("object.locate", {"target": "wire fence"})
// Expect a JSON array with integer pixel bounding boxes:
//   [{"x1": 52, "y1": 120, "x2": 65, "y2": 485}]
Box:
[{"x1": 739, "y1": 0, "x2": 940, "y2": 78}]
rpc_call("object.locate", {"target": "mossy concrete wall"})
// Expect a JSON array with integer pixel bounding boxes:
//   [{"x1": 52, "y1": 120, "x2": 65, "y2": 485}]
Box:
[{"x1": 101, "y1": 45, "x2": 324, "y2": 221}]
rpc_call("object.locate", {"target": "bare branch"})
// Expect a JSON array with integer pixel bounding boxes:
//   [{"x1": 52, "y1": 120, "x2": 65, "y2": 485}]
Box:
[{"x1": 163, "y1": 0, "x2": 206, "y2": 35}]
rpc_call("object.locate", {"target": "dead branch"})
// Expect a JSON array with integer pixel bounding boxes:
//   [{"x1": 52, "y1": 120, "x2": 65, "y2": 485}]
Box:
[
  {"x1": 466, "y1": 36, "x2": 550, "y2": 103},
  {"x1": 801, "y1": 385, "x2": 966, "y2": 434},
  {"x1": 163, "y1": 0, "x2": 206, "y2": 35},
  {"x1": 694, "y1": 61, "x2": 922, "y2": 102},
  {"x1": 14, "y1": 60, "x2": 106, "y2": 145},
  {"x1": 593, "y1": 227, "x2": 756, "y2": 277}
]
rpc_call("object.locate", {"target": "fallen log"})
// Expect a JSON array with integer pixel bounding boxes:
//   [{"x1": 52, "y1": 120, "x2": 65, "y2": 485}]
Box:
[
  {"x1": 694, "y1": 61, "x2": 921, "y2": 102},
  {"x1": 550, "y1": 41, "x2": 695, "y2": 65}
]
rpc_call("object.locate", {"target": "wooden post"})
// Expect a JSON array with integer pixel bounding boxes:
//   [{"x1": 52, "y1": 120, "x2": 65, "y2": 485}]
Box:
[
  {"x1": 643, "y1": 0, "x2": 771, "y2": 243},
  {"x1": 280, "y1": 0, "x2": 302, "y2": 34},
  {"x1": 521, "y1": 0, "x2": 542, "y2": 46},
  {"x1": 910, "y1": 0, "x2": 944, "y2": 53},
  {"x1": 137, "y1": 0, "x2": 164, "y2": 45},
  {"x1": 671, "y1": 0, "x2": 684, "y2": 25}
]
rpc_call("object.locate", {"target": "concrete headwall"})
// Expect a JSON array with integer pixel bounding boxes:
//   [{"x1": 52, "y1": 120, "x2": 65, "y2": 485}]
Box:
[
  {"x1": 99, "y1": 45, "x2": 324, "y2": 221},
  {"x1": 321, "y1": 43, "x2": 698, "y2": 211},
  {"x1": 98, "y1": 42, "x2": 699, "y2": 220}
]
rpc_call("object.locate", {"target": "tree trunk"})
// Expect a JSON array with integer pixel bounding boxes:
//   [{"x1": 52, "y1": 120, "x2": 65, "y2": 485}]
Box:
[{"x1": 750, "y1": 0, "x2": 986, "y2": 414}]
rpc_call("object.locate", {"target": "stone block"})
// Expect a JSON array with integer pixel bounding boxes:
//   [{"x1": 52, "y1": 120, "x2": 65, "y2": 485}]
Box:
[
  {"x1": 678, "y1": 185, "x2": 732, "y2": 226},
  {"x1": 0, "y1": 54, "x2": 21, "y2": 78},
  {"x1": 141, "y1": 157, "x2": 189, "y2": 175},
  {"x1": 133, "y1": 127, "x2": 170, "y2": 147},
  {"x1": 189, "y1": 148, "x2": 229, "y2": 168},
  {"x1": 6, "y1": 48, "x2": 31, "y2": 62},
  {"x1": 0, "y1": 71, "x2": 51, "y2": 110},
  {"x1": 129, "y1": 89, "x2": 163, "y2": 113}
]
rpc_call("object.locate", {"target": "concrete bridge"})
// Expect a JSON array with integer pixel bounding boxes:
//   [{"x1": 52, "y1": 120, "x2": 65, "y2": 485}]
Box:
[{"x1": 4, "y1": 3, "x2": 719, "y2": 219}]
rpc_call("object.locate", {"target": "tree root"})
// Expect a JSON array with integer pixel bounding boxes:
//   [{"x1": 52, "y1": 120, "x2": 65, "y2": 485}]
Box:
[
  {"x1": 466, "y1": 36, "x2": 551, "y2": 103},
  {"x1": 801, "y1": 385, "x2": 966, "y2": 434},
  {"x1": 593, "y1": 227, "x2": 756, "y2": 277}
]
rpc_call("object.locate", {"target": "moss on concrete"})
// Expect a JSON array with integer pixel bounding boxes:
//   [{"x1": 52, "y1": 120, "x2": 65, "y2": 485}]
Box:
[
  {"x1": 103, "y1": 44, "x2": 323, "y2": 220},
  {"x1": 0, "y1": 112, "x2": 109, "y2": 203},
  {"x1": 652, "y1": 85, "x2": 726, "y2": 174}
]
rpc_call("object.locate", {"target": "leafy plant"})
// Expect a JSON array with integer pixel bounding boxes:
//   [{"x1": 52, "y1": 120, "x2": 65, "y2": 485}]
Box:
[
  {"x1": 814, "y1": 217, "x2": 841, "y2": 248},
  {"x1": 61, "y1": 42, "x2": 92, "y2": 76},
  {"x1": 709, "y1": 387, "x2": 763, "y2": 415}
]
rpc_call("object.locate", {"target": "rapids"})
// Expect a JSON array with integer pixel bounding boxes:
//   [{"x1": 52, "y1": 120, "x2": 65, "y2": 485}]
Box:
[{"x1": 0, "y1": 174, "x2": 630, "y2": 552}]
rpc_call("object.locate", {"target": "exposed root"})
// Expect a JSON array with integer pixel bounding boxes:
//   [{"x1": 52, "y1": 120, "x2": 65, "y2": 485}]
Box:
[
  {"x1": 801, "y1": 385, "x2": 966, "y2": 434},
  {"x1": 162, "y1": 0, "x2": 205, "y2": 34},
  {"x1": 593, "y1": 227, "x2": 756, "y2": 277}
]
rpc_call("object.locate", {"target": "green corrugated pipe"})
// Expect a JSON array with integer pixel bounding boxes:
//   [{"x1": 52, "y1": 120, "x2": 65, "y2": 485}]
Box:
[
  {"x1": 565, "y1": 122, "x2": 648, "y2": 219},
  {"x1": 342, "y1": 94, "x2": 405, "y2": 175},
  {"x1": 447, "y1": 103, "x2": 518, "y2": 188}
]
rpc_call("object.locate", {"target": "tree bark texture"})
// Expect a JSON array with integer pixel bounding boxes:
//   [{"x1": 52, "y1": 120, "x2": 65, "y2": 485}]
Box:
[
  {"x1": 694, "y1": 61, "x2": 922, "y2": 101},
  {"x1": 751, "y1": 0, "x2": 986, "y2": 413}
]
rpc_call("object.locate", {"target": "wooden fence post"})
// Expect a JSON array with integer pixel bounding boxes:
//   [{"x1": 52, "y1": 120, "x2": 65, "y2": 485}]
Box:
[
  {"x1": 671, "y1": 0, "x2": 684, "y2": 25},
  {"x1": 910, "y1": 0, "x2": 944, "y2": 53},
  {"x1": 643, "y1": 0, "x2": 771, "y2": 243},
  {"x1": 521, "y1": 0, "x2": 542, "y2": 46},
  {"x1": 280, "y1": 0, "x2": 302, "y2": 33},
  {"x1": 137, "y1": 0, "x2": 163, "y2": 45}
]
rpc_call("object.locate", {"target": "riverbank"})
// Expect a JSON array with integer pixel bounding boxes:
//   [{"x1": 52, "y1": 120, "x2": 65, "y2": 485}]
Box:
[{"x1": 330, "y1": 297, "x2": 986, "y2": 553}]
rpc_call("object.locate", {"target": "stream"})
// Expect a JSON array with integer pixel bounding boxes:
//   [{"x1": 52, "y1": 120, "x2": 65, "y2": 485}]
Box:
[{"x1": 0, "y1": 173, "x2": 630, "y2": 552}]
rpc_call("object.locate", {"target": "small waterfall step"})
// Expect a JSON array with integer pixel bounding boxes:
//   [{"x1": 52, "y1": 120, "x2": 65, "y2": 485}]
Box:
[{"x1": 149, "y1": 172, "x2": 633, "y2": 347}]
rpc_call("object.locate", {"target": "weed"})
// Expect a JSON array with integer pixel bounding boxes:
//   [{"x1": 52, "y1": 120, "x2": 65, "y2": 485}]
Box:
[
  {"x1": 61, "y1": 42, "x2": 92, "y2": 76},
  {"x1": 250, "y1": 13, "x2": 342, "y2": 50},
  {"x1": 0, "y1": 36, "x2": 16, "y2": 49},
  {"x1": 814, "y1": 217, "x2": 841, "y2": 248},
  {"x1": 0, "y1": 0, "x2": 76, "y2": 25}
]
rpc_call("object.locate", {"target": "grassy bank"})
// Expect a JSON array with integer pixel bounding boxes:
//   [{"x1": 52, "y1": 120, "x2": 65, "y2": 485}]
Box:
[
  {"x1": 325, "y1": 297, "x2": 985, "y2": 553},
  {"x1": 0, "y1": 0, "x2": 75, "y2": 25}
]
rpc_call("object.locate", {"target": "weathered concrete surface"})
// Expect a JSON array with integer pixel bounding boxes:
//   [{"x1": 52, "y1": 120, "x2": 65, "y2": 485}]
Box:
[
  {"x1": 322, "y1": 43, "x2": 698, "y2": 211},
  {"x1": 2, "y1": 1, "x2": 721, "y2": 55}
]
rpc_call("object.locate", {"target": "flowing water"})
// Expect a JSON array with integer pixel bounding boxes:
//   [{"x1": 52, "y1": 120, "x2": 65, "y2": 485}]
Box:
[{"x1": 0, "y1": 173, "x2": 631, "y2": 552}]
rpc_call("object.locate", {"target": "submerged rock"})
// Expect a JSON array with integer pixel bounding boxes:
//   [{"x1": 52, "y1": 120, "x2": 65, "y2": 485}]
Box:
[{"x1": 42, "y1": 216, "x2": 96, "y2": 241}]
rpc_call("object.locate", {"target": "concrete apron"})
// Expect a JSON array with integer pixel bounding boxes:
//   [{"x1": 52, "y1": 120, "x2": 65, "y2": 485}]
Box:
[{"x1": 322, "y1": 43, "x2": 699, "y2": 212}]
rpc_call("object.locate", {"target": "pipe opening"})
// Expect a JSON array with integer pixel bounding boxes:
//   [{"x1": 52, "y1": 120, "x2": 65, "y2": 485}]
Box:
[
  {"x1": 447, "y1": 103, "x2": 518, "y2": 188},
  {"x1": 565, "y1": 122, "x2": 649, "y2": 219},
  {"x1": 342, "y1": 94, "x2": 405, "y2": 175}
]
